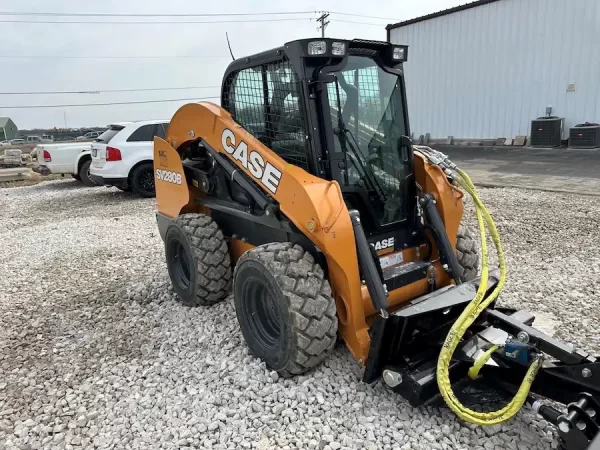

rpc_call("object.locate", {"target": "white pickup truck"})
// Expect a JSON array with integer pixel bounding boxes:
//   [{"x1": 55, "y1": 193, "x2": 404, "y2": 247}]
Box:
[{"x1": 33, "y1": 142, "x2": 96, "y2": 186}]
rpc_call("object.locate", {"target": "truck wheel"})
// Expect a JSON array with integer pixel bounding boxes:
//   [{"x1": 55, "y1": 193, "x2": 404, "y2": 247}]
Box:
[
  {"x1": 456, "y1": 224, "x2": 479, "y2": 282},
  {"x1": 130, "y1": 162, "x2": 155, "y2": 197},
  {"x1": 165, "y1": 214, "x2": 232, "y2": 306},
  {"x1": 233, "y1": 243, "x2": 338, "y2": 377},
  {"x1": 71, "y1": 174, "x2": 81, "y2": 181},
  {"x1": 79, "y1": 160, "x2": 96, "y2": 187}
]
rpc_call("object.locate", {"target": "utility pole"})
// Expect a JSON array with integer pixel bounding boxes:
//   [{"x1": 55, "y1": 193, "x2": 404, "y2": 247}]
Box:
[
  {"x1": 316, "y1": 12, "x2": 330, "y2": 37},
  {"x1": 63, "y1": 110, "x2": 67, "y2": 129}
]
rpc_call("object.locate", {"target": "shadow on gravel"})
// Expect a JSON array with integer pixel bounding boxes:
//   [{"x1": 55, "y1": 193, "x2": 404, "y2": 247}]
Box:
[{"x1": 28, "y1": 179, "x2": 95, "y2": 192}]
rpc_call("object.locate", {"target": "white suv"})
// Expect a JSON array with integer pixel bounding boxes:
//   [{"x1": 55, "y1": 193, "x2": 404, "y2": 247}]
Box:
[{"x1": 90, "y1": 120, "x2": 169, "y2": 197}]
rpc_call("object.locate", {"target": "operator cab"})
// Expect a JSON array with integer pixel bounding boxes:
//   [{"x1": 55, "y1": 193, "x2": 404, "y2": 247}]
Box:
[{"x1": 221, "y1": 38, "x2": 416, "y2": 251}]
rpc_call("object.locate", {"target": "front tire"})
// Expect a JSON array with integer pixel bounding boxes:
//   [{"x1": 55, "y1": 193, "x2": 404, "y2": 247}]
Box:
[
  {"x1": 456, "y1": 224, "x2": 479, "y2": 282},
  {"x1": 233, "y1": 243, "x2": 338, "y2": 377},
  {"x1": 130, "y1": 162, "x2": 155, "y2": 197},
  {"x1": 71, "y1": 173, "x2": 81, "y2": 181},
  {"x1": 165, "y1": 214, "x2": 232, "y2": 306}
]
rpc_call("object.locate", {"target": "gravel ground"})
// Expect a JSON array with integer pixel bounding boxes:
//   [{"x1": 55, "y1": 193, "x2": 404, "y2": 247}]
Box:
[{"x1": 1, "y1": 179, "x2": 598, "y2": 450}]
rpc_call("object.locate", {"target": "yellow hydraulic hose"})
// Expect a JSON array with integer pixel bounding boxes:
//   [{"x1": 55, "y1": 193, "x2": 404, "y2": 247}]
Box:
[{"x1": 435, "y1": 168, "x2": 543, "y2": 425}]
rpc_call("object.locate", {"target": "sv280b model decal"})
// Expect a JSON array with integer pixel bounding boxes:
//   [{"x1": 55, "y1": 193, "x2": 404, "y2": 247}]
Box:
[
  {"x1": 156, "y1": 169, "x2": 182, "y2": 185},
  {"x1": 221, "y1": 128, "x2": 282, "y2": 194}
]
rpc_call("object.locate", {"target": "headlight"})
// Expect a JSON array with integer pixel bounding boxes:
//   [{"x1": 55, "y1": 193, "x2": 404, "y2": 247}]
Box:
[
  {"x1": 392, "y1": 46, "x2": 407, "y2": 61},
  {"x1": 308, "y1": 41, "x2": 327, "y2": 55},
  {"x1": 331, "y1": 41, "x2": 346, "y2": 56}
]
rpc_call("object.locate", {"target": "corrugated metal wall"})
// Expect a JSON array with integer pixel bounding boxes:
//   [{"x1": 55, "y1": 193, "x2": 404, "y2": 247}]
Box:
[{"x1": 389, "y1": 0, "x2": 600, "y2": 140}]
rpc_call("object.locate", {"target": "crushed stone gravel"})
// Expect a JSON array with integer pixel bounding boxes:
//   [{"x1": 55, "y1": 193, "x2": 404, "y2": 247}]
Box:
[{"x1": 1, "y1": 179, "x2": 599, "y2": 450}]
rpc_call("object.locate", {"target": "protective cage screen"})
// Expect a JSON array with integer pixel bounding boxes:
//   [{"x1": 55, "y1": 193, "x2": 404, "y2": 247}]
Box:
[{"x1": 223, "y1": 59, "x2": 310, "y2": 171}]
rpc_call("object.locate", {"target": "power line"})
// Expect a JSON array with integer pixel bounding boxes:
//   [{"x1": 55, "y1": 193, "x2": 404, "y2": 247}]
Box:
[
  {"x1": 0, "y1": 17, "x2": 313, "y2": 25},
  {"x1": 0, "y1": 55, "x2": 230, "y2": 60},
  {"x1": 333, "y1": 19, "x2": 389, "y2": 26},
  {"x1": 328, "y1": 11, "x2": 399, "y2": 21},
  {"x1": 0, "y1": 86, "x2": 221, "y2": 95},
  {"x1": 0, "y1": 96, "x2": 220, "y2": 109},
  {"x1": 0, "y1": 10, "x2": 317, "y2": 17}
]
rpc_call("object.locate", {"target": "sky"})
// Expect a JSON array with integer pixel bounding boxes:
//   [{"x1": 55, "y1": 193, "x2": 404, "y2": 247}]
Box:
[{"x1": 0, "y1": 0, "x2": 465, "y2": 130}]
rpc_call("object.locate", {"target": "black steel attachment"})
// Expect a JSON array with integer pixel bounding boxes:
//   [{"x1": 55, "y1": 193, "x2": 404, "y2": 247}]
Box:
[
  {"x1": 364, "y1": 264, "x2": 600, "y2": 450},
  {"x1": 557, "y1": 393, "x2": 600, "y2": 450},
  {"x1": 363, "y1": 272, "x2": 499, "y2": 388}
]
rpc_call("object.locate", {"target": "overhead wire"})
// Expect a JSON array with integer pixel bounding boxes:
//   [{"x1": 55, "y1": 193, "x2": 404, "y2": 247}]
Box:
[
  {"x1": 0, "y1": 55, "x2": 230, "y2": 60},
  {"x1": 0, "y1": 18, "x2": 313, "y2": 25},
  {"x1": 0, "y1": 10, "x2": 317, "y2": 17},
  {"x1": 327, "y1": 11, "x2": 400, "y2": 21},
  {"x1": 332, "y1": 19, "x2": 390, "y2": 26},
  {"x1": 0, "y1": 10, "x2": 399, "y2": 21},
  {"x1": 0, "y1": 96, "x2": 221, "y2": 109},
  {"x1": 0, "y1": 86, "x2": 221, "y2": 95}
]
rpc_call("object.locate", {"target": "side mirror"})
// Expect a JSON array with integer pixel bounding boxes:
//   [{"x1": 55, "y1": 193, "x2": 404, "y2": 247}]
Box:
[{"x1": 398, "y1": 135, "x2": 413, "y2": 164}]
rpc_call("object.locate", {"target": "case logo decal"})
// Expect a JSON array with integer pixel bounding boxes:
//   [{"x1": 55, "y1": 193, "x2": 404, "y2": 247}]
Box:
[
  {"x1": 374, "y1": 237, "x2": 395, "y2": 252},
  {"x1": 221, "y1": 128, "x2": 282, "y2": 194}
]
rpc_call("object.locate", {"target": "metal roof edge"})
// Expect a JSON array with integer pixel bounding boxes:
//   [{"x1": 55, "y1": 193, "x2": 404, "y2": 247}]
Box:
[{"x1": 386, "y1": 0, "x2": 501, "y2": 31}]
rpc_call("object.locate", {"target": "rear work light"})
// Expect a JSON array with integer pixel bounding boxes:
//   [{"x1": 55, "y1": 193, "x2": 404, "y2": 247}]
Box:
[
  {"x1": 43, "y1": 150, "x2": 51, "y2": 162},
  {"x1": 106, "y1": 146, "x2": 122, "y2": 161},
  {"x1": 392, "y1": 46, "x2": 408, "y2": 62},
  {"x1": 331, "y1": 41, "x2": 346, "y2": 56}
]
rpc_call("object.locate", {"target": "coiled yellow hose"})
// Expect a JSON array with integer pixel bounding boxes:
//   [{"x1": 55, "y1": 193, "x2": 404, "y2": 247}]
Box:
[{"x1": 435, "y1": 169, "x2": 543, "y2": 425}]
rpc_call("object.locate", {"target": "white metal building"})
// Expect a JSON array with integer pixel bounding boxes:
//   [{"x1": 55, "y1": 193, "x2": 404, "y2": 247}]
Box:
[{"x1": 387, "y1": 0, "x2": 600, "y2": 141}]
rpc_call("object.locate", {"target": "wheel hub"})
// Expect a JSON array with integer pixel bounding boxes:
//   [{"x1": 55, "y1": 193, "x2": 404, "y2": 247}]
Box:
[{"x1": 242, "y1": 277, "x2": 281, "y2": 349}]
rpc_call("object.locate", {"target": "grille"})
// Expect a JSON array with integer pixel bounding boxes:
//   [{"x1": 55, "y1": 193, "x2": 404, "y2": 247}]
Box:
[
  {"x1": 569, "y1": 123, "x2": 600, "y2": 148},
  {"x1": 222, "y1": 59, "x2": 310, "y2": 171},
  {"x1": 530, "y1": 117, "x2": 563, "y2": 147}
]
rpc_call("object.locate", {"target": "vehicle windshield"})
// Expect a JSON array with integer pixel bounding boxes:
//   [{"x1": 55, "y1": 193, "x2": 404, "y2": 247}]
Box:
[{"x1": 327, "y1": 55, "x2": 408, "y2": 225}]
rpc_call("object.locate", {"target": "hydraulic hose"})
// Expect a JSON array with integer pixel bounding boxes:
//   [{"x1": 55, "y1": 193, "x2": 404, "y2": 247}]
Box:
[{"x1": 425, "y1": 157, "x2": 544, "y2": 425}]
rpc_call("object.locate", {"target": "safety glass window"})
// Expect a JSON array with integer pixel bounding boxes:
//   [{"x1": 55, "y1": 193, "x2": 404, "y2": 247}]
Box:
[
  {"x1": 327, "y1": 55, "x2": 408, "y2": 225},
  {"x1": 265, "y1": 61, "x2": 309, "y2": 171}
]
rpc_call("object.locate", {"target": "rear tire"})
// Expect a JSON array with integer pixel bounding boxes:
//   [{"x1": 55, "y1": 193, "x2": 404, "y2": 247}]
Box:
[
  {"x1": 71, "y1": 173, "x2": 81, "y2": 181},
  {"x1": 165, "y1": 214, "x2": 232, "y2": 306},
  {"x1": 456, "y1": 224, "x2": 479, "y2": 282},
  {"x1": 130, "y1": 162, "x2": 155, "y2": 197},
  {"x1": 233, "y1": 243, "x2": 338, "y2": 377},
  {"x1": 79, "y1": 160, "x2": 96, "y2": 187}
]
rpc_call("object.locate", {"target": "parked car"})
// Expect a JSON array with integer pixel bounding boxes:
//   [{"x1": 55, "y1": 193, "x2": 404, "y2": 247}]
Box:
[
  {"x1": 26, "y1": 135, "x2": 49, "y2": 144},
  {"x1": 76, "y1": 131, "x2": 103, "y2": 141},
  {"x1": 10, "y1": 139, "x2": 25, "y2": 145},
  {"x1": 32, "y1": 142, "x2": 96, "y2": 186},
  {"x1": 90, "y1": 120, "x2": 169, "y2": 197},
  {"x1": 0, "y1": 140, "x2": 11, "y2": 147}
]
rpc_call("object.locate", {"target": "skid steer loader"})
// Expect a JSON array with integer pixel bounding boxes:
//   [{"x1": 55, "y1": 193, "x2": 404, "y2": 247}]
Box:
[{"x1": 153, "y1": 39, "x2": 599, "y2": 449}]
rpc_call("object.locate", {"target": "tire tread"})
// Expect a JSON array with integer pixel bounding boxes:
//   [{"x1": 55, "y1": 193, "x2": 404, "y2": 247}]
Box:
[
  {"x1": 234, "y1": 243, "x2": 338, "y2": 377},
  {"x1": 171, "y1": 214, "x2": 231, "y2": 306},
  {"x1": 456, "y1": 224, "x2": 480, "y2": 282}
]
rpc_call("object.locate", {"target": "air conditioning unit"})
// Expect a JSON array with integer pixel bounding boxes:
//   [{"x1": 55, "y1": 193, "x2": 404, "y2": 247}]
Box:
[
  {"x1": 569, "y1": 123, "x2": 600, "y2": 148},
  {"x1": 530, "y1": 116, "x2": 563, "y2": 147}
]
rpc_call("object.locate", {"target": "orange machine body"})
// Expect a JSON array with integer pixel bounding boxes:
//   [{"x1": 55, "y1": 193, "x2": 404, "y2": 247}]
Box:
[{"x1": 154, "y1": 102, "x2": 464, "y2": 363}]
